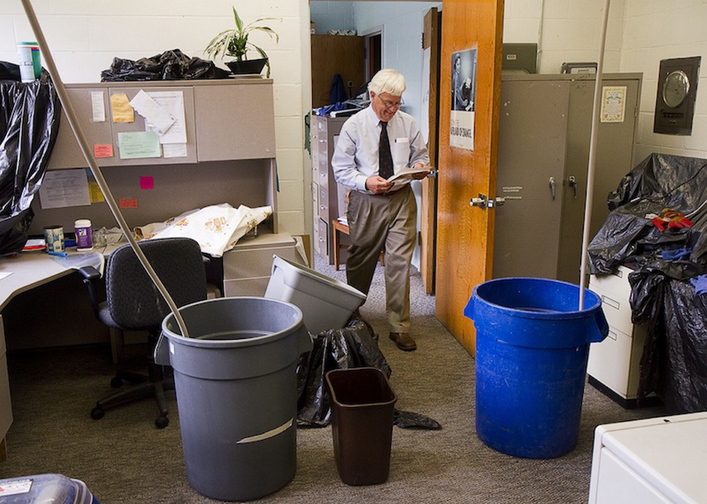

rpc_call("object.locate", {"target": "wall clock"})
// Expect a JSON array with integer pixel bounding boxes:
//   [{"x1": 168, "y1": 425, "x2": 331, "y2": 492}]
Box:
[{"x1": 654, "y1": 56, "x2": 701, "y2": 135}]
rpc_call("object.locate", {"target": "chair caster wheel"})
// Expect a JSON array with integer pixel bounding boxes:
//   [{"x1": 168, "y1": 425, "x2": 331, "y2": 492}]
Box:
[
  {"x1": 155, "y1": 415, "x2": 169, "y2": 429},
  {"x1": 91, "y1": 407, "x2": 105, "y2": 420},
  {"x1": 110, "y1": 377, "x2": 123, "y2": 388}
]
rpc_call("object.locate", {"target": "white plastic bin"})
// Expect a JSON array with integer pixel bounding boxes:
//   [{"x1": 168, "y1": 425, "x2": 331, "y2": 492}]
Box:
[{"x1": 264, "y1": 255, "x2": 366, "y2": 335}]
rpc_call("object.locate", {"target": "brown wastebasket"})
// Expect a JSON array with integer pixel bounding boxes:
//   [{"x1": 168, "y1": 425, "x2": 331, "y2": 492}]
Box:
[{"x1": 325, "y1": 367, "x2": 397, "y2": 485}]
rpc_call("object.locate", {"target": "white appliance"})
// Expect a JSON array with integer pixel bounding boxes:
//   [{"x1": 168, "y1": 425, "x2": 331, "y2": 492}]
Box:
[{"x1": 588, "y1": 412, "x2": 707, "y2": 504}]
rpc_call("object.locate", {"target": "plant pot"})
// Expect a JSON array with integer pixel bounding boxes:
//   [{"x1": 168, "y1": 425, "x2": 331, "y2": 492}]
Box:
[{"x1": 226, "y1": 58, "x2": 267, "y2": 75}]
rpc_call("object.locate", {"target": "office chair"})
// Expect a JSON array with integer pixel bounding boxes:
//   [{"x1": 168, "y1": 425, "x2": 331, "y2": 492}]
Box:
[{"x1": 79, "y1": 237, "x2": 207, "y2": 428}]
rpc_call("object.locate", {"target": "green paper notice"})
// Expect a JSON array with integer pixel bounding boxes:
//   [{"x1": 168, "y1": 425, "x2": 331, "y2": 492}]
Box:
[{"x1": 118, "y1": 131, "x2": 161, "y2": 159}]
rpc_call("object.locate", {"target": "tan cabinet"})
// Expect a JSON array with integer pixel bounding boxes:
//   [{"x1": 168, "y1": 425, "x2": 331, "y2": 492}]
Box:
[
  {"x1": 33, "y1": 79, "x2": 278, "y2": 235},
  {"x1": 222, "y1": 233, "x2": 299, "y2": 297}
]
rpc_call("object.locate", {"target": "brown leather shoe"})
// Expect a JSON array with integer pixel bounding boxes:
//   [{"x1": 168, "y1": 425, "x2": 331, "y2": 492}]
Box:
[{"x1": 389, "y1": 332, "x2": 417, "y2": 351}]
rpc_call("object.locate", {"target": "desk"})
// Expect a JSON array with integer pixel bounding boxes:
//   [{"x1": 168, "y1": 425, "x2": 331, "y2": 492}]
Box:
[
  {"x1": 0, "y1": 233, "x2": 300, "y2": 459},
  {"x1": 0, "y1": 249, "x2": 109, "y2": 460}
]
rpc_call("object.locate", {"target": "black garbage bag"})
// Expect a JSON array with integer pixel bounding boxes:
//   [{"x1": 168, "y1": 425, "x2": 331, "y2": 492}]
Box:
[
  {"x1": 590, "y1": 153, "x2": 707, "y2": 274},
  {"x1": 296, "y1": 316, "x2": 441, "y2": 430},
  {"x1": 629, "y1": 267, "x2": 707, "y2": 413},
  {"x1": 296, "y1": 317, "x2": 391, "y2": 427},
  {"x1": 0, "y1": 63, "x2": 61, "y2": 255},
  {"x1": 101, "y1": 49, "x2": 230, "y2": 81}
]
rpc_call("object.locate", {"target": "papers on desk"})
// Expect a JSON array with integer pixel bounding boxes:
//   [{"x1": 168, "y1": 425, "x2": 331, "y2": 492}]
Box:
[{"x1": 22, "y1": 238, "x2": 45, "y2": 251}]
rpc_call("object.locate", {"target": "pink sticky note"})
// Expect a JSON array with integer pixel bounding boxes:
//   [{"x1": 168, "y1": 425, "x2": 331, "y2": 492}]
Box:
[{"x1": 140, "y1": 176, "x2": 154, "y2": 190}]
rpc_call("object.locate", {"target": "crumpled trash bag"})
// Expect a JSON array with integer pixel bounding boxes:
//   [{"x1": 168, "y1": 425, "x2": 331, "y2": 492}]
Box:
[
  {"x1": 296, "y1": 316, "x2": 441, "y2": 430},
  {"x1": 0, "y1": 63, "x2": 61, "y2": 255},
  {"x1": 590, "y1": 153, "x2": 707, "y2": 274},
  {"x1": 101, "y1": 49, "x2": 230, "y2": 81},
  {"x1": 629, "y1": 266, "x2": 707, "y2": 413}
]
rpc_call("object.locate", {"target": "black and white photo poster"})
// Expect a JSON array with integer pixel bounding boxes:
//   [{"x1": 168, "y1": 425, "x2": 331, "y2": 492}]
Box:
[{"x1": 450, "y1": 48, "x2": 477, "y2": 150}]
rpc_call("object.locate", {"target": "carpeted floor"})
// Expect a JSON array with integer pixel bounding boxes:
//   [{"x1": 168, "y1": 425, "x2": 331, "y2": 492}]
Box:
[{"x1": 0, "y1": 256, "x2": 666, "y2": 503}]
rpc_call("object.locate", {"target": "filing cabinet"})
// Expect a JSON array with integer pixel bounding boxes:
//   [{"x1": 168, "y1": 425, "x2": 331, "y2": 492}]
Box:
[
  {"x1": 310, "y1": 115, "x2": 350, "y2": 264},
  {"x1": 588, "y1": 265, "x2": 650, "y2": 407},
  {"x1": 222, "y1": 233, "x2": 300, "y2": 297}
]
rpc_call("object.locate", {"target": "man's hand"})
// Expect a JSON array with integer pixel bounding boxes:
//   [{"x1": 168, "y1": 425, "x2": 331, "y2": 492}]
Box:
[
  {"x1": 366, "y1": 176, "x2": 394, "y2": 194},
  {"x1": 411, "y1": 163, "x2": 431, "y2": 180}
]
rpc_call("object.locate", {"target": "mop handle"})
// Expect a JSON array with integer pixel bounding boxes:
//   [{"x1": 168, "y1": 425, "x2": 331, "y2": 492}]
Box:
[
  {"x1": 21, "y1": 0, "x2": 191, "y2": 338},
  {"x1": 579, "y1": 0, "x2": 611, "y2": 310}
]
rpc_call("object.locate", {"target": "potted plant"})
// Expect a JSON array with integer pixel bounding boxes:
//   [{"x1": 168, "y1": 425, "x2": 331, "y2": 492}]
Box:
[{"x1": 204, "y1": 6, "x2": 279, "y2": 77}]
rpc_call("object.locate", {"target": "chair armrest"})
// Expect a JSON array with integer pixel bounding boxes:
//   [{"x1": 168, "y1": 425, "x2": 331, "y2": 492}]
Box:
[{"x1": 78, "y1": 265, "x2": 104, "y2": 314}]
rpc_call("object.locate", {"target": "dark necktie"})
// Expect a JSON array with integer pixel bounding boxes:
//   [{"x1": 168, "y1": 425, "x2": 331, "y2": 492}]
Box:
[{"x1": 379, "y1": 121, "x2": 394, "y2": 179}]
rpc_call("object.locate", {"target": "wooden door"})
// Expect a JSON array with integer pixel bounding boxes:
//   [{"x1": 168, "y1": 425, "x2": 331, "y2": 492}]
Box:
[
  {"x1": 435, "y1": 0, "x2": 504, "y2": 356},
  {"x1": 420, "y1": 7, "x2": 441, "y2": 294}
]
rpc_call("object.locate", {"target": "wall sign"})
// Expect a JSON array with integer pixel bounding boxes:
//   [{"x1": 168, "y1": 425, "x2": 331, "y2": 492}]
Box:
[{"x1": 654, "y1": 56, "x2": 701, "y2": 135}]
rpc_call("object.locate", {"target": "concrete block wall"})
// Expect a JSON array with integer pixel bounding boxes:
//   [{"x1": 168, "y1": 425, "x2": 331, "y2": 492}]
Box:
[{"x1": 0, "y1": 0, "x2": 311, "y2": 236}]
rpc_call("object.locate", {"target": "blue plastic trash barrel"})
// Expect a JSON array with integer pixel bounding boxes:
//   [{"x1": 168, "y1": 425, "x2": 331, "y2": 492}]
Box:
[{"x1": 464, "y1": 277, "x2": 608, "y2": 459}]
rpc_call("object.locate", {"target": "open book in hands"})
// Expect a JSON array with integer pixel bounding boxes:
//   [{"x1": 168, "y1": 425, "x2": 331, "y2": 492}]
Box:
[
  {"x1": 386, "y1": 166, "x2": 431, "y2": 191},
  {"x1": 386, "y1": 166, "x2": 430, "y2": 189}
]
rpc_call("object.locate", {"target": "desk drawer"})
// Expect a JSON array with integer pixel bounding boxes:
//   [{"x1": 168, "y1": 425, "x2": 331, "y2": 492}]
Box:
[
  {"x1": 223, "y1": 277, "x2": 269, "y2": 297},
  {"x1": 591, "y1": 284, "x2": 634, "y2": 336},
  {"x1": 223, "y1": 244, "x2": 297, "y2": 280}
]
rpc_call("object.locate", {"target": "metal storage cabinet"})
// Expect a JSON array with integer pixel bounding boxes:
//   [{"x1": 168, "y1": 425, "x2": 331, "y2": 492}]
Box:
[
  {"x1": 492, "y1": 73, "x2": 642, "y2": 284},
  {"x1": 311, "y1": 115, "x2": 349, "y2": 264}
]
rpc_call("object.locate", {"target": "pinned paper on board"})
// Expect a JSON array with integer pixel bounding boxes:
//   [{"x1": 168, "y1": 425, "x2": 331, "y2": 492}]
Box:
[
  {"x1": 38, "y1": 169, "x2": 91, "y2": 209},
  {"x1": 118, "y1": 131, "x2": 161, "y2": 159},
  {"x1": 130, "y1": 90, "x2": 177, "y2": 136},
  {"x1": 91, "y1": 91, "x2": 106, "y2": 122},
  {"x1": 110, "y1": 93, "x2": 134, "y2": 122}
]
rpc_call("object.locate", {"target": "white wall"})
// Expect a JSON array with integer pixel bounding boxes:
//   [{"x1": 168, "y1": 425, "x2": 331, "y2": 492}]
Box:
[
  {"x1": 2, "y1": 0, "x2": 706, "y2": 243},
  {"x1": 0, "y1": 0, "x2": 311, "y2": 236},
  {"x1": 620, "y1": 0, "x2": 707, "y2": 161}
]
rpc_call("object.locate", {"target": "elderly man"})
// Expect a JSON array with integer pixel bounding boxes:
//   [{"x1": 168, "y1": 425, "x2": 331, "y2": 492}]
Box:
[{"x1": 331, "y1": 68, "x2": 430, "y2": 351}]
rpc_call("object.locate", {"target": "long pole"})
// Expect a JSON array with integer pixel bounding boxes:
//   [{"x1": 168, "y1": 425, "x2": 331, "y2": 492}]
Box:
[
  {"x1": 579, "y1": 0, "x2": 611, "y2": 309},
  {"x1": 20, "y1": 0, "x2": 191, "y2": 338}
]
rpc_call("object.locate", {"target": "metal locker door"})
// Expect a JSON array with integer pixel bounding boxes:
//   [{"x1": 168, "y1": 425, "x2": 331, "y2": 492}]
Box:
[{"x1": 493, "y1": 78, "x2": 571, "y2": 280}]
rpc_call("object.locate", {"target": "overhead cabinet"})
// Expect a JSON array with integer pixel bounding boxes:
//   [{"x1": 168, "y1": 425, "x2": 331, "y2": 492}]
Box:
[
  {"x1": 34, "y1": 79, "x2": 277, "y2": 235},
  {"x1": 492, "y1": 73, "x2": 642, "y2": 284}
]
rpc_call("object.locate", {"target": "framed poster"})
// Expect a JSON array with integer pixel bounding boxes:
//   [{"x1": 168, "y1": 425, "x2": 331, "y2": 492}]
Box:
[{"x1": 450, "y1": 47, "x2": 477, "y2": 150}]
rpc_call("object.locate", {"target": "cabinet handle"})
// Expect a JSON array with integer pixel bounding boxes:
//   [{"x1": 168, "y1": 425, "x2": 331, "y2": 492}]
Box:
[
  {"x1": 568, "y1": 175, "x2": 578, "y2": 198},
  {"x1": 601, "y1": 295, "x2": 620, "y2": 311}
]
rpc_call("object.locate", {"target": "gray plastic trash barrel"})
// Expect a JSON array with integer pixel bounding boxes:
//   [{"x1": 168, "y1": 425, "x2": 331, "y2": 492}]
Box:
[{"x1": 156, "y1": 297, "x2": 312, "y2": 501}]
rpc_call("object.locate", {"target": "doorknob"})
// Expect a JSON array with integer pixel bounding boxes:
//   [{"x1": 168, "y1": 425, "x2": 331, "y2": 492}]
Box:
[
  {"x1": 470, "y1": 193, "x2": 505, "y2": 209},
  {"x1": 549, "y1": 177, "x2": 556, "y2": 200}
]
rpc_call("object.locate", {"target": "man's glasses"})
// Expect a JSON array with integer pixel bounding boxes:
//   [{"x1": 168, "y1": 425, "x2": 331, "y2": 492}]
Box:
[{"x1": 377, "y1": 95, "x2": 403, "y2": 109}]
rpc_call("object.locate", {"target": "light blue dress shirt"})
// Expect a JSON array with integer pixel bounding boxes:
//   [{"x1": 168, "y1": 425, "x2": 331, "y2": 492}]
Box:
[{"x1": 331, "y1": 106, "x2": 429, "y2": 194}]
